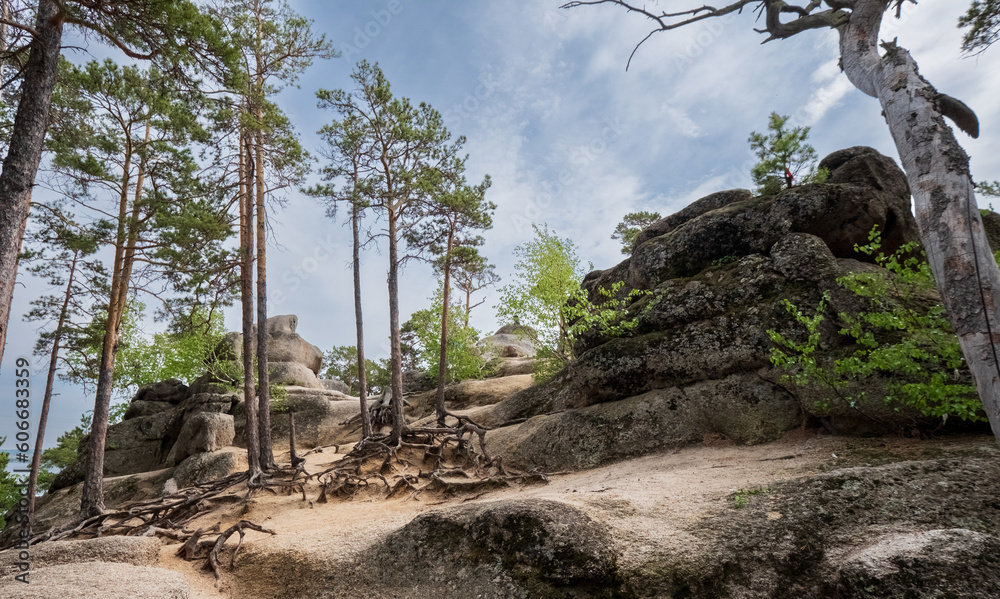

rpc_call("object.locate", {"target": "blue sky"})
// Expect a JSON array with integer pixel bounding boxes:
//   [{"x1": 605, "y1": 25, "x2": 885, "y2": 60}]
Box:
[{"x1": 3, "y1": 1, "x2": 1000, "y2": 453}]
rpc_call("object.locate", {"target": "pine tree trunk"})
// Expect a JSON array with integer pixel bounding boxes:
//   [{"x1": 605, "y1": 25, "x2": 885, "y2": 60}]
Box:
[
  {"x1": 254, "y1": 121, "x2": 274, "y2": 470},
  {"x1": 435, "y1": 228, "x2": 455, "y2": 426},
  {"x1": 0, "y1": 0, "x2": 63, "y2": 369},
  {"x1": 28, "y1": 250, "x2": 77, "y2": 517},
  {"x1": 352, "y1": 202, "x2": 372, "y2": 439},
  {"x1": 81, "y1": 119, "x2": 150, "y2": 519},
  {"x1": 841, "y1": 0, "x2": 1000, "y2": 442},
  {"x1": 240, "y1": 128, "x2": 262, "y2": 481},
  {"x1": 388, "y1": 212, "x2": 405, "y2": 444},
  {"x1": 465, "y1": 288, "x2": 471, "y2": 329}
]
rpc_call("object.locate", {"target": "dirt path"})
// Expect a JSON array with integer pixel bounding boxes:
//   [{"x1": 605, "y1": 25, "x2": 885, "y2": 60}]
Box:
[{"x1": 157, "y1": 431, "x2": 994, "y2": 598}]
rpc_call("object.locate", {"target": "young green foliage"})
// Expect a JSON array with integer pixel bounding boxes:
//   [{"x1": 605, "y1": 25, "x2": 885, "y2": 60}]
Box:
[
  {"x1": 768, "y1": 227, "x2": 982, "y2": 424},
  {"x1": 748, "y1": 112, "x2": 827, "y2": 195},
  {"x1": 612, "y1": 210, "x2": 661, "y2": 254},
  {"x1": 401, "y1": 287, "x2": 491, "y2": 385},
  {"x1": 323, "y1": 346, "x2": 391, "y2": 396}
]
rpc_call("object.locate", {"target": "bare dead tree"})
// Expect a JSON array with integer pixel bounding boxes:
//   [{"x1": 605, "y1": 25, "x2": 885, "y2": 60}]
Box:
[{"x1": 564, "y1": 0, "x2": 1000, "y2": 444}]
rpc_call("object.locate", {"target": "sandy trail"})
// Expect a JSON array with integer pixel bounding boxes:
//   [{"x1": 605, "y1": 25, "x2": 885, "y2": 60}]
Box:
[{"x1": 154, "y1": 431, "x2": 993, "y2": 598}]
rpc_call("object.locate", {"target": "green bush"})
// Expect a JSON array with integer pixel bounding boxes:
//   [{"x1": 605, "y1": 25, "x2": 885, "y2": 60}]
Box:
[{"x1": 768, "y1": 226, "x2": 983, "y2": 423}]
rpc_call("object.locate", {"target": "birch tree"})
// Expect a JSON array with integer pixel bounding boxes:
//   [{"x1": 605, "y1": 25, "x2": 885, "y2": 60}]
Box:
[{"x1": 564, "y1": 0, "x2": 1000, "y2": 443}]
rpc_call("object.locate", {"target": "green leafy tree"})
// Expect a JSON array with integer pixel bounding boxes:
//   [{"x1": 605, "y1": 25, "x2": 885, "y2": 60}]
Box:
[
  {"x1": 402, "y1": 287, "x2": 489, "y2": 386},
  {"x1": 0, "y1": 438, "x2": 21, "y2": 529},
  {"x1": 748, "y1": 112, "x2": 827, "y2": 195},
  {"x1": 496, "y1": 224, "x2": 586, "y2": 363},
  {"x1": 35, "y1": 424, "x2": 87, "y2": 493},
  {"x1": 612, "y1": 211, "x2": 660, "y2": 254},
  {"x1": 769, "y1": 227, "x2": 982, "y2": 426},
  {"x1": 323, "y1": 346, "x2": 390, "y2": 396}
]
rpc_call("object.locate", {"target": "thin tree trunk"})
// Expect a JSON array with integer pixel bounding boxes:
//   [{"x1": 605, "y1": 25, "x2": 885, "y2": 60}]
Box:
[
  {"x1": 81, "y1": 119, "x2": 148, "y2": 519},
  {"x1": 254, "y1": 117, "x2": 274, "y2": 470},
  {"x1": 28, "y1": 250, "x2": 78, "y2": 517},
  {"x1": 840, "y1": 0, "x2": 1000, "y2": 442},
  {"x1": 435, "y1": 228, "x2": 455, "y2": 426},
  {"x1": 0, "y1": 0, "x2": 63, "y2": 369},
  {"x1": 465, "y1": 287, "x2": 471, "y2": 328},
  {"x1": 352, "y1": 201, "x2": 372, "y2": 439},
  {"x1": 388, "y1": 212, "x2": 405, "y2": 444},
  {"x1": 240, "y1": 127, "x2": 262, "y2": 481}
]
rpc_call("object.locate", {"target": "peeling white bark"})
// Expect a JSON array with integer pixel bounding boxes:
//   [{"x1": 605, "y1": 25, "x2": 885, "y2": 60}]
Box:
[{"x1": 840, "y1": 0, "x2": 1000, "y2": 440}]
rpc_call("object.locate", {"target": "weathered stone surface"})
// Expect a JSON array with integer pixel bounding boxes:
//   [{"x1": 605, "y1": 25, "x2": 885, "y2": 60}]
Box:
[
  {"x1": 320, "y1": 378, "x2": 349, "y2": 394},
  {"x1": 833, "y1": 529, "x2": 1000, "y2": 597},
  {"x1": 233, "y1": 499, "x2": 622, "y2": 599},
  {"x1": 0, "y1": 536, "x2": 160, "y2": 577},
  {"x1": 487, "y1": 377, "x2": 799, "y2": 471},
  {"x1": 628, "y1": 454, "x2": 1000, "y2": 599},
  {"x1": 409, "y1": 374, "x2": 535, "y2": 420},
  {"x1": 233, "y1": 388, "x2": 360, "y2": 449},
  {"x1": 477, "y1": 329, "x2": 537, "y2": 360},
  {"x1": 269, "y1": 361, "x2": 324, "y2": 389},
  {"x1": 123, "y1": 399, "x2": 175, "y2": 420},
  {"x1": 166, "y1": 412, "x2": 235, "y2": 466},
  {"x1": 176, "y1": 392, "x2": 240, "y2": 422},
  {"x1": 819, "y1": 145, "x2": 911, "y2": 199},
  {"x1": 0, "y1": 562, "x2": 189, "y2": 599},
  {"x1": 492, "y1": 357, "x2": 536, "y2": 377},
  {"x1": 632, "y1": 188, "x2": 753, "y2": 249},
  {"x1": 131, "y1": 378, "x2": 189, "y2": 405},
  {"x1": 770, "y1": 232, "x2": 838, "y2": 282},
  {"x1": 172, "y1": 447, "x2": 246, "y2": 488}
]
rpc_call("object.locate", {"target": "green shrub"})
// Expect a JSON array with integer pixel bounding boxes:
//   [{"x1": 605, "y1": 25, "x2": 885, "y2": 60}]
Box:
[{"x1": 768, "y1": 226, "x2": 983, "y2": 423}]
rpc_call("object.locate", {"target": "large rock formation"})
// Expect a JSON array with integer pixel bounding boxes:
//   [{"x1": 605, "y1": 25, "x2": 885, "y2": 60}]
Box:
[
  {"x1": 474, "y1": 147, "x2": 982, "y2": 472},
  {"x1": 48, "y1": 314, "x2": 356, "y2": 493}
]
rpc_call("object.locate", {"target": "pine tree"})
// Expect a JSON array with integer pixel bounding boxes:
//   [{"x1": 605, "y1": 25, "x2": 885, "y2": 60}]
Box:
[
  {"x1": 316, "y1": 61, "x2": 467, "y2": 444},
  {"x1": 748, "y1": 112, "x2": 826, "y2": 195},
  {"x1": 611, "y1": 211, "x2": 661, "y2": 255}
]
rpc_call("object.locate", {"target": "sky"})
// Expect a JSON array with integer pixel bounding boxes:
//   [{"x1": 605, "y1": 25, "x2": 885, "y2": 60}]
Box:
[{"x1": 3, "y1": 0, "x2": 1000, "y2": 452}]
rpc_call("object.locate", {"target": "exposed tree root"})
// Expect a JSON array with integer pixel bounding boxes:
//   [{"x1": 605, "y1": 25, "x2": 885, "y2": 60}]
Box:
[
  {"x1": 305, "y1": 412, "x2": 545, "y2": 503},
  {"x1": 205, "y1": 520, "x2": 276, "y2": 580}
]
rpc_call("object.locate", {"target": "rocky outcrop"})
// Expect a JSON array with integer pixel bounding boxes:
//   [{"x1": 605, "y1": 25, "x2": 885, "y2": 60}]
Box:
[
  {"x1": 477, "y1": 323, "x2": 538, "y2": 360},
  {"x1": 0, "y1": 536, "x2": 161, "y2": 577},
  {"x1": 228, "y1": 449, "x2": 1000, "y2": 599},
  {"x1": 166, "y1": 412, "x2": 235, "y2": 466},
  {"x1": 0, "y1": 562, "x2": 190, "y2": 599},
  {"x1": 234, "y1": 499, "x2": 622, "y2": 599},
  {"x1": 408, "y1": 374, "x2": 535, "y2": 420},
  {"x1": 48, "y1": 314, "x2": 349, "y2": 492},
  {"x1": 476, "y1": 147, "x2": 978, "y2": 472}
]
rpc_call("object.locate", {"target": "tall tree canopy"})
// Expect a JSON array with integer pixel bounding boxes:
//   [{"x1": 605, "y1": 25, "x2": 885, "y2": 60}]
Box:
[
  {"x1": 0, "y1": 0, "x2": 233, "y2": 370},
  {"x1": 564, "y1": 0, "x2": 1000, "y2": 444}
]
